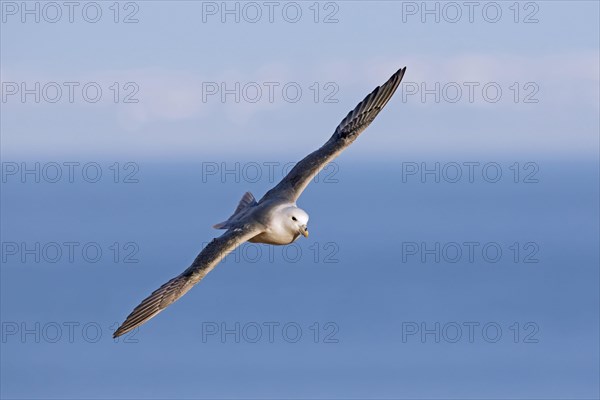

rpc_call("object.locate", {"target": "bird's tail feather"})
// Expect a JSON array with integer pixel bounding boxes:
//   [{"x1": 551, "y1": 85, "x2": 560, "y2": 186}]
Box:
[{"x1": 213, "y1": 191, "x2": 257, "y2": 229}]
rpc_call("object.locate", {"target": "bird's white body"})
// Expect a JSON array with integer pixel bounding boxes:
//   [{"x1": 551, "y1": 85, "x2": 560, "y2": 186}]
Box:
[{"x1": 249, "y1": 204, "x2": 309, "y2": 245}]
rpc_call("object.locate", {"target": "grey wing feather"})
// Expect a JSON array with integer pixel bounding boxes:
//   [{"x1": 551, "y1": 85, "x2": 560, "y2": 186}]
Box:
[
  {"x1": 113, "y1": 223, "x2": 262, "y2": 337},
  {"x1": 260, "y1": 67, "x2": 406, "y2": 203}
]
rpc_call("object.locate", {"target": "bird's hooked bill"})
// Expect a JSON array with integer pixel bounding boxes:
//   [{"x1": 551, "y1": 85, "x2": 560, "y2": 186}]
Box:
[{"x1": 301, "y1": 226, "x2": 309, "y2": 237}]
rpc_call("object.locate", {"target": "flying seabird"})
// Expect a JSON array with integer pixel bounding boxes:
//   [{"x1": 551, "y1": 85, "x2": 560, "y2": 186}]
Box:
[{"x1": 113, "y1": 67, "x2": 407, "y2": 337}]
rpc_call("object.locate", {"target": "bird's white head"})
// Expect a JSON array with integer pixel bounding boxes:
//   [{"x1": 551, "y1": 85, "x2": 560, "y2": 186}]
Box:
[{"x1": 282, "y1": 206, "x2": 309, "y2": 238}]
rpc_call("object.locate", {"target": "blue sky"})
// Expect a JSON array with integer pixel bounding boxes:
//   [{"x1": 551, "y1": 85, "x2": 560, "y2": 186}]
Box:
[
  {"x1": 1, "y1": 1, "x2": 599, "y2": 399},
  {"x1": 1, "y1": 1, "x2": 598, "y2": 160}
]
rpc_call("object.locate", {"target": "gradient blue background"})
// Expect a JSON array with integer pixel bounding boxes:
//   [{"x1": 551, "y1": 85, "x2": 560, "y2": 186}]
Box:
[{"x1": 1, "y1": 1, "x2": 599, "y2": 399}]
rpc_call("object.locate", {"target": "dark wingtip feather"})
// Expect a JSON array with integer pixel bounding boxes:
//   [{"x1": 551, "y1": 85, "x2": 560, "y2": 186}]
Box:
[
  {"x1": 334, "y1": 66, "x2": 407, "y2": 138},
  {"x1": 112, "y1": 225, "x2": 260, "y2": 338},
  {"x1": 113, "y1": 275, "x2": 189, "y2": 338}
]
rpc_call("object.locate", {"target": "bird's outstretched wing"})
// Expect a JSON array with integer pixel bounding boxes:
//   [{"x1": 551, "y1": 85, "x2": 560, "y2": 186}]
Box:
[
  {"x1": 260, "y1": 67, "x2": 406, "y2": 203},
  {"x1": 113, "y1": 223, "x2": 262, "y2": 337}
]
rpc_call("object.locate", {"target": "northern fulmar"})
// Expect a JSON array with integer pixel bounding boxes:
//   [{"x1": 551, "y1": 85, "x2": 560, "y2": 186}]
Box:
[{"x1": 114, "y1": 67, "x2": 407, "y2": 337}]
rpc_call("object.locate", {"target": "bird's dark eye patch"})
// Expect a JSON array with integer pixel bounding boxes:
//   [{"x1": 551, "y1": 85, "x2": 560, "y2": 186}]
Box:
[{"x1": 292, "y1": 216, "x2": 297, "y2": 221}]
